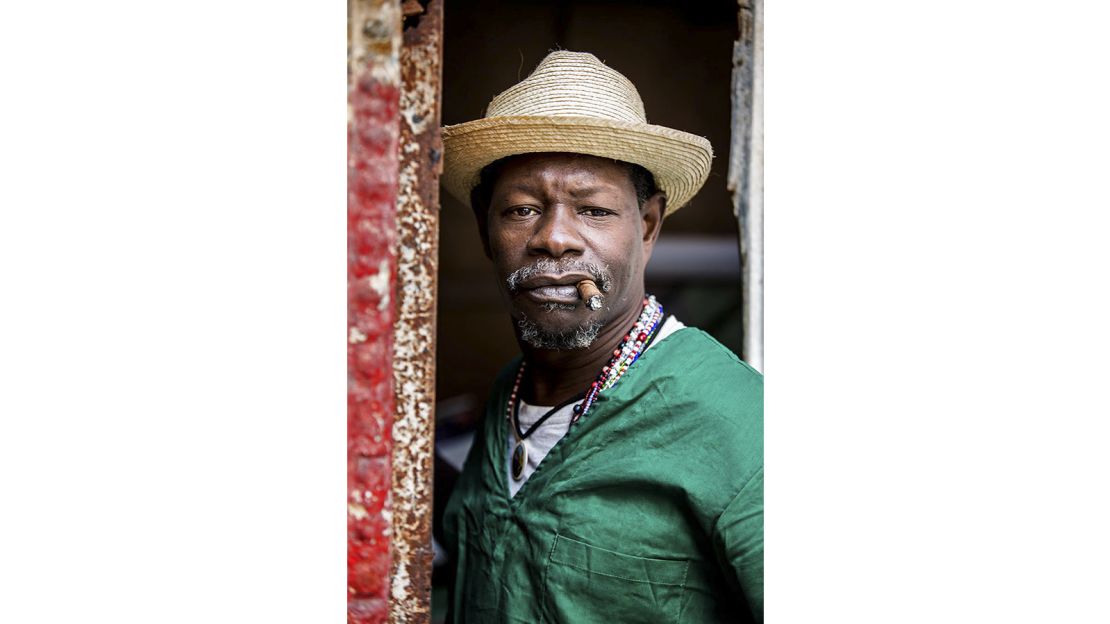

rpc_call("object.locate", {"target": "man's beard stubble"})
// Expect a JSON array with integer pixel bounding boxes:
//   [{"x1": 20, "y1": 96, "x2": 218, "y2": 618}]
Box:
[
  {"x1": 505, "y1": 258, "x2": 612, "y2": 351},
  {"x1": 517, "y1": 317, "x2": 603, "y2": 350}
]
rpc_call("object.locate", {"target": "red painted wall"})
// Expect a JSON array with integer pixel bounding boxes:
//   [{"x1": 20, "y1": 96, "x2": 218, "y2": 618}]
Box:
[{"x1": 348, "y1": 69, "x2": 400, "y2": 623}]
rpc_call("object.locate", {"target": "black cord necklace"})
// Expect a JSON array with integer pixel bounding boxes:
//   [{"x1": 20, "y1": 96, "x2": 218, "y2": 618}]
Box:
[
  {"x1": 509, "y1": 386, "x2": 584, "y2": 482},
  {"x1": 513, "y1": 390, "x2": 585, "y2": 440}
]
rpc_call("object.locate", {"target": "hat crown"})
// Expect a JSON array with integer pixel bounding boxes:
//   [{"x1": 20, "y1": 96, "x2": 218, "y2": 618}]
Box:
[{"x1": 485, "y1": 51, "x2": 647, "y2": 124}]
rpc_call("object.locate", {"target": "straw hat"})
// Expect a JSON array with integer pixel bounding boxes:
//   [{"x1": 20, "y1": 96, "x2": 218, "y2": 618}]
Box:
[{"x1": 442, "y1": 51, "x2": 713, "y2": 216}]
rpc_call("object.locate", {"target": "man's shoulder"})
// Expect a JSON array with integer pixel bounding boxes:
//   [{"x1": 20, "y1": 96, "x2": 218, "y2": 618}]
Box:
[
  {"x1": 637, "y1": 327, "x2": 763, "y2": 508},
  {"x1": 639, "y1": 326, "x2": 763, "y2": 447},
  {"x1": 650, "y1": 326, "x2": 762, "y2": 390}
]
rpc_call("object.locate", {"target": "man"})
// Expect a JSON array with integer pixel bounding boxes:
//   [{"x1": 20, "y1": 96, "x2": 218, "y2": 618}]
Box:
[{"x1": 441, "y1": 51, "x2": 763, "y2": 622}]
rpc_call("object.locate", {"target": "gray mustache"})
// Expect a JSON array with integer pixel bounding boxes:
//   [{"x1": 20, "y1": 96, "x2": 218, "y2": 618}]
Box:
[{"x1": 505, "y1": 259, "x2": 612, "y2": 294}]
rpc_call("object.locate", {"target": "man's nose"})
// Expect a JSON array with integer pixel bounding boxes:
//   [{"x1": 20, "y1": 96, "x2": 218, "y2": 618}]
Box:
[{"x1": 528, "y1": 207, "x2": 584, "y2": 258}]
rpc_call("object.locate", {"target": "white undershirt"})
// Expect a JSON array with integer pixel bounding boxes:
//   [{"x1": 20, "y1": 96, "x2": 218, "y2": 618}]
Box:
[{"x1": 506, "y1": 315, "x2": 686, "y2": 497}]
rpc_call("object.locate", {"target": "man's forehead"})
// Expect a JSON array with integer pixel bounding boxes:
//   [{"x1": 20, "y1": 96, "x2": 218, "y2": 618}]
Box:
[{"x1": 493, "y1": 153, "x2": 634, "y2": 194}]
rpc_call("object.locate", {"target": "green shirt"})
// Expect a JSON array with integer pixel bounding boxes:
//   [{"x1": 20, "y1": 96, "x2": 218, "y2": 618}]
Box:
[{"x1": 444, "y1": 328, "x2": 764, "y2": 622}]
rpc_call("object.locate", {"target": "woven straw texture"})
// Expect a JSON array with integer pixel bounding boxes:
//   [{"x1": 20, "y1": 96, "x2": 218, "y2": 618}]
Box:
[{"x1": 442, "y1": 51, "x2": 713, "y2": 216}]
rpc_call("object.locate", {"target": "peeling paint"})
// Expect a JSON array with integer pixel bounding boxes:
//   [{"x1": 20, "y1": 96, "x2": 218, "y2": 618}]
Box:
[
  {"x1": 391, "y1": 564, "x2": 412, "y2": 603},
  {"x1": 349, "y1": 502, "x2": 370, "y2": 521},
  {"x1": 390, "y1": 1, "x2": 443, "y2": 622},
  {"x1": 348, "y1": 1, "x2": 401, "y2": 623},
  {"x1": 367, "y1": 258, "x2": 392, "y2": 311}
]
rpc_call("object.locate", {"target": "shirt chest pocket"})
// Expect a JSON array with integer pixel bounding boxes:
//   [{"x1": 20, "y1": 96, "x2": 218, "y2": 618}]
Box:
[{"x1": 541, "y1": 534, "x2": 689, "y2": 624}]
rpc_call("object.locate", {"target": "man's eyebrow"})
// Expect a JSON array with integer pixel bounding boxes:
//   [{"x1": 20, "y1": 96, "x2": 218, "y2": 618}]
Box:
[
  {"x1": 566, "y1": 185, "x2": 612, "y2": 198},
  {"x1": 497, "y1": 183, "x2": 541, "y2": 197}
]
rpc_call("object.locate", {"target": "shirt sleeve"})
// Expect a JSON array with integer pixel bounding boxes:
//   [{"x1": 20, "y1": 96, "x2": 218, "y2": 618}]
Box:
[{"x1": 712, "y1": 466, "x2": 764, "y2": 622}]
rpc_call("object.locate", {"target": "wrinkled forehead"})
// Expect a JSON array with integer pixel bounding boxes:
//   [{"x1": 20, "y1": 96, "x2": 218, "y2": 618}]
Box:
[{"x1": 488, "y1": 153, "x2": 636, "y2": 199}]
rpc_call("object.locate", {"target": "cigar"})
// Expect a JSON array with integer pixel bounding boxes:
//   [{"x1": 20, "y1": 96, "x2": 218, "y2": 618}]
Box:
[{"x1": 576, "y1": 280, "x2": 603, "y2": 310}]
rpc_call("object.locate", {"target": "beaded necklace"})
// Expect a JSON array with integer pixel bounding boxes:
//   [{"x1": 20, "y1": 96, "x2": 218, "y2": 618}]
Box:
[{"x1": 507, "y1": 295, "x2": 664, "y2": 481}]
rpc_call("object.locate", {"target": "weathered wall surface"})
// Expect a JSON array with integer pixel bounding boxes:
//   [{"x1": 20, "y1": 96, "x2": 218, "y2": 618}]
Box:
[
  {"x1": 348, "y1": 1, "x2": 401, "y2": 622},
  {"x1": 729, "y1": 0, "x2": 763, "y2": 371}
]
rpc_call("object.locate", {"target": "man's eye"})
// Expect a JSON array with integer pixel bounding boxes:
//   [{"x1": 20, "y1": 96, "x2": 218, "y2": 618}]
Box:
[
  {"x1": 507, "y1": 206, "x2": 538, "y2": 217},
  {"x1": 582, "y1": 207, "x2": 613, "y2": 217}
]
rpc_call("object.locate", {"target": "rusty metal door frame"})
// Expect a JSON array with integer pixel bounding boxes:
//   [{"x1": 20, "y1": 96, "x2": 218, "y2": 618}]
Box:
[{"x1": 390, "y1": 0, "x2": 442, "y2": 622}]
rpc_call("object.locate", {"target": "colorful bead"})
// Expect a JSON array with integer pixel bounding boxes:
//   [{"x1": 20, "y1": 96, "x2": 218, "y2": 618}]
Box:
[{"x1": 510, "y1": 295, "x2": 664, "y2": 427}]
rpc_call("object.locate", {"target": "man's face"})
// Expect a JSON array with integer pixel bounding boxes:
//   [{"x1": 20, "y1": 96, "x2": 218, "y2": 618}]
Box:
[{"x1": 482, "y1": 153, "x2": 663, "y2": 349}]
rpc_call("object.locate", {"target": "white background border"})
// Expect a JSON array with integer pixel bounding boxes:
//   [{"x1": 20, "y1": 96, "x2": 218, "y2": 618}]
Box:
[{"x1": 2, "y1": 0, "x2": 1108, "y2": 621}]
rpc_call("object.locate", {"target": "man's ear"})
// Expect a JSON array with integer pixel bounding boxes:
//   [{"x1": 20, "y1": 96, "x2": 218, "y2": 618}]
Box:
[{"x1": 640, "y1": 191, "x2": 666, "y2": 262}]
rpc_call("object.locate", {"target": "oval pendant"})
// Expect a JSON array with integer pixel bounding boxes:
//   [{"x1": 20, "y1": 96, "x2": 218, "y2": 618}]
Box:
[{"x1": 511, "y1": 442, "x2": 527, "y2": 481}]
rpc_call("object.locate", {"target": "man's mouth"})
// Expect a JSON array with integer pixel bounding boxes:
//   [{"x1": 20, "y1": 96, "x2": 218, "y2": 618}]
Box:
[
  {"x1": 505, "y1": 260, "x2": 612, "y2": 308},
  {"x1": 512, "y1": 273, "x2": 594, "y2": 306},
  {"x1": 516, "y1": 272, "x2": 590, "y2": 288},
  {"x1": 522, "y1": 283, "x2": 581, "y2": 305}
]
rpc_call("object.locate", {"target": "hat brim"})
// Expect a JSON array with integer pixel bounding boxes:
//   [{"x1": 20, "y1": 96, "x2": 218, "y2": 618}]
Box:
[{"x1": 442, "y1": 116, "x2": 713, "y2": 217}]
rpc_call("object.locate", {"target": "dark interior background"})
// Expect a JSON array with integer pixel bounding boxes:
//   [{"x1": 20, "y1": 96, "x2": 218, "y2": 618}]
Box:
[
  {"x1": 437, "y1": 0, "x2": 742, "y2": 417},
  {"x1": 432, "y1": 1, "x2": 742, "y2": 617}
]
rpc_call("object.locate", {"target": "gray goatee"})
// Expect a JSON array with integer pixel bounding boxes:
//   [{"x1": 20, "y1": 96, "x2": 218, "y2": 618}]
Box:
[{"x1": 517, "y1": 314, "x2": 603, "y2": 350}]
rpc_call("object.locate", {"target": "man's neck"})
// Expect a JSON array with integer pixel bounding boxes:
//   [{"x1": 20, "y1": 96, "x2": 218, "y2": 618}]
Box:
[{"x1": 518, "y1": 293, "x2": 646, "y2": 407}]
